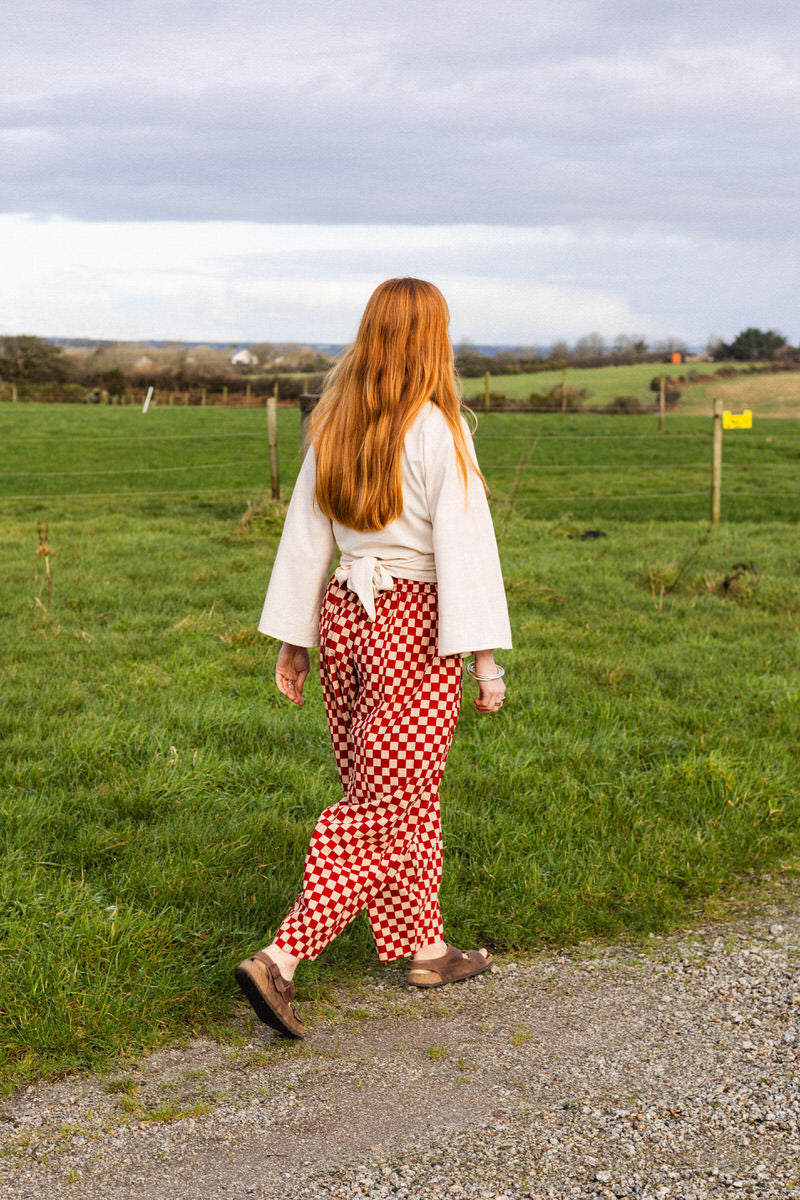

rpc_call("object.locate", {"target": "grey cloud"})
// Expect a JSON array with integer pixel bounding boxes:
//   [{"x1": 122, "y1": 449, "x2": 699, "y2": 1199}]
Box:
[{"x1": 1, "y1": 1, "x2": 798, "y2": 237}]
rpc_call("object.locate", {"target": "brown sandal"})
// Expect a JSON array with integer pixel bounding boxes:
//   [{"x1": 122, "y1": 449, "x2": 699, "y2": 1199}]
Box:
[
  {"x1": 234, "y1": 950, "x2": 306, "y2": 1038},
  {"x1": 406, "y1": 944, "x2": 493, "y2": 989}
]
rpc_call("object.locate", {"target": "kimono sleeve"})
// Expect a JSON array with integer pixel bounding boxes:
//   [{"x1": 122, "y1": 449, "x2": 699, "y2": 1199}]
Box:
[
  {"x1": 423, "y1": 412, "x2": 512, "y2": 658},
  {"x1": 257, "y1": 447, "x2": 336, "y2": 647}
]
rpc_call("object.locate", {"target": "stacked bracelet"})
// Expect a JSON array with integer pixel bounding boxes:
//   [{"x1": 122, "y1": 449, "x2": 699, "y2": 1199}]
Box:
[{"x1": 465, "y1": 660, "x2": 505, "y2": 681}]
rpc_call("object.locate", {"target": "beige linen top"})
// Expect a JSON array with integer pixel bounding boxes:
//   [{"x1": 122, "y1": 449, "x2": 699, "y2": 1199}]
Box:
[{"x1": 257, "y1": 401, "x2": 512, "y2": 658}]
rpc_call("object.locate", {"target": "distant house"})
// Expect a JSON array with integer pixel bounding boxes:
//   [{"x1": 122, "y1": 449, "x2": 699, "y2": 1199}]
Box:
[
  {"x1": 135, "y1": 355, "x2": 154, "y2": 370},
  {"x1": 230, "y1": 348, "x2": 258, "y2": 367}
]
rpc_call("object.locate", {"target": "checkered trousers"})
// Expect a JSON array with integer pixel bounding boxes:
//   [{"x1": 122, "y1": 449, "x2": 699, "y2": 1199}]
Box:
[{"x1": 274, "y1": 578, "x2": 463, "y2": 962}]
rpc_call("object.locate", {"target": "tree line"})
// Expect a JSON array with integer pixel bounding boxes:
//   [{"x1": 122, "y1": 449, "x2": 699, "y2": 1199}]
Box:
[
  {"x1": 0, "y1": 327, "x2": 795, "y2": 392},
  {"x1": 0, "y1": 337, "x2": 332, "y2": 402},
  {"x1": 454, "y1": 327, "x2": 797, "y2": 377}
]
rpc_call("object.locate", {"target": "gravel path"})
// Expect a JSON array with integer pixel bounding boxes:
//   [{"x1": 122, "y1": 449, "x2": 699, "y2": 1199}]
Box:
[{"x1": 3, "y1": 874, "x2": 799, "y2": 1200}]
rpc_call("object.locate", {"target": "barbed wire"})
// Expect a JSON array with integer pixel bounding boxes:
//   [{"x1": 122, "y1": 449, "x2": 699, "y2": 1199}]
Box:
[
  {"x1": 0, "y1": 461, "x2": 262, "y2": 478},
  {"x1": 474, "y1": 433, "x2": 713, "y2": 441},
  {"x1": 480, "y1": 463, "x2": 799, "y2": 472},
  {"x1": 3, "y1": 455, "x2": 795, "y2": 479},
  {"x1": 7, "y1": 432, "x2": 794, "y2": 450},
  {"x1": 474, "y1": 431, "x2": 800, "y2": 440},
  {"x1": 0, "y1": 431, "x2": 266, "y2": 445},
  {"x1": 2, "y1": 485, "x2": 796, "y2": 505},
  {"x1": 0, "y1": 486, "x2": 265, "y2": 502}
]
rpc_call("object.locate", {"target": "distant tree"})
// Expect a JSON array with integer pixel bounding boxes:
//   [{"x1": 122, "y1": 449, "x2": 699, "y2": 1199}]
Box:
[
  {"x1": 180, "y1": 345, "x2": 233, "y2": 378},
  {"x1": 573, "y1": 332, "x2": 606, "y2": 359},
  {"x1": 0, "y1": 335, "x2": 67, "y2": 382},
  {"x1": 713, "y1": 327, "x2": 788, "y2": 361},
  {"x1": 101, "y1": 368, "x2": 128, "y2": 399},
  {"x1": 612, "y1": 333, "x2": 649, "y2": 357},
  {"x1": 248, "y1": 342, "x2": 276, "y2": 366},
  {"x1": 493, "y1": 348, "x2": 524, "y2": 369},
  {"x1": 454, "y1": 344, "x2": 495, "y2": 377},
  {"x1": 547, "y1": 340, "x2": 570, "y2": 362},
  {"x1": 652, "y1": 337, "x2": 689, "y2": 359},
  {"x1": 266, "y1": 344, "x2": 334, "y2": 373}
]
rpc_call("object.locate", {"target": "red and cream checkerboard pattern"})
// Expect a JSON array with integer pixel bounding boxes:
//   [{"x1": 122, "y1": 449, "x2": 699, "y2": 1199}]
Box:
[{"x1": 274, "y1": 578, "x2": 463, "y2": 962}]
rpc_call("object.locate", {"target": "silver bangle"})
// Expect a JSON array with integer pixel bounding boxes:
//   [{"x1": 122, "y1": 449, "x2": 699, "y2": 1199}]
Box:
[{"x1": 466, "y1": 660, "x2": 505, "y2": 682}]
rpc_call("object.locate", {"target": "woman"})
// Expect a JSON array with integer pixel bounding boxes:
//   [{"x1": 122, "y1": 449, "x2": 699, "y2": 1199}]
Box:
[{"x1": 235, "y1": 278, "x2": 512, "y2": 1038}]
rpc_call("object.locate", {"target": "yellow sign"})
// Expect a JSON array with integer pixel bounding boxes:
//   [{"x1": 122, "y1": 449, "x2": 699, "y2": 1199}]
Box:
[{"x1": 723, "y1": 409, "x2": 753, "y2": 429}]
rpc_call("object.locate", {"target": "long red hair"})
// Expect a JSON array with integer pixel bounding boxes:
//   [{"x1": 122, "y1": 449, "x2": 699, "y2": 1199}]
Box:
[{"x1": 311, "y1": 277, "x2": 481, "y2": 532}]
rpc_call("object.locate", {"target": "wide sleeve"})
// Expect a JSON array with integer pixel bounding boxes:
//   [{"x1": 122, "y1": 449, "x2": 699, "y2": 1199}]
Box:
[
  {"x1": 257, "y1": 446, "x2": 336, "y2": 647},
  {"x1": 423, "y1": 412, "x2": 512, "y2": 658}
]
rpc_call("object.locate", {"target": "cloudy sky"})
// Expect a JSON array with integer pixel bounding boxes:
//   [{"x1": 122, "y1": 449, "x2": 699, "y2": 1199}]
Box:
[{"x1": 1, "y1": 0, "x2": 798, "y2": 346}]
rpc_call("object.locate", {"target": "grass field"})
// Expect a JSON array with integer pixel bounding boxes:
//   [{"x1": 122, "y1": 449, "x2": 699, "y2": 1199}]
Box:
[
  {"x1": 1, "y1": 399, "x2": 799, "y2": 1091},
  {"x1": 461, "y1": 361, "x2": 800, "y2": 418},
  {"x1": 461, "y1": 362, "x2": 670, "y2": 405}
]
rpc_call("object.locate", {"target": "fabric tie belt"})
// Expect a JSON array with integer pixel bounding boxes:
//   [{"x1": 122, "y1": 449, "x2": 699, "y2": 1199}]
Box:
[{"x1": 333, "y1": 557, "x2": 396, "y2": 620}]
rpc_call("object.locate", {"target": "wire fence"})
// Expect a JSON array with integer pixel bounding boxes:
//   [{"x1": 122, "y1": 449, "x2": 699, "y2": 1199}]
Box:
[{"x1": 1, "y1": 407, "x2": 797, "y2": 517}]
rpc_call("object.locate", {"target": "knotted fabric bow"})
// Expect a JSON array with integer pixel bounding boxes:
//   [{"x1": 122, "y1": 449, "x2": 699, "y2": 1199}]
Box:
[{"x1": 334, "y1": 556, "x2": 395, "y2": 620}]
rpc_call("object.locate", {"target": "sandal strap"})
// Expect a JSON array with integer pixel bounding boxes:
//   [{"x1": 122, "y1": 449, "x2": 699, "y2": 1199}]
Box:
[
  {"x1": 409, "y1": 944, "x2": 464, "y2": 973},
  {"x1": 408, "y1": 944, "x2": 491, "y2": 985},
  {"x1": 252, "y1": 950, "x2": 296, "y2": 1002}
]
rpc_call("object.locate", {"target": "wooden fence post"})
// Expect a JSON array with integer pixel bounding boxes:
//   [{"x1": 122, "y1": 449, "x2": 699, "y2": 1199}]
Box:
[
  {"x1": 484, "y1": 371, "x2": 491, "y2": 414},
  {"x1": 560, "y1": 368, "x2": 568, "y2": 422},
  {"x1": 268, "y1": 382, "x2": 280, "y2": 500},
  {"x1": 659, "y1": 375, "x2": 666, "y2": 431},
  {"x1": 11, "y1": 383, "x2": 18, "y2": 402},
  {"x1": 711, "y1": 397, "x2": 723, "y2": 524}
]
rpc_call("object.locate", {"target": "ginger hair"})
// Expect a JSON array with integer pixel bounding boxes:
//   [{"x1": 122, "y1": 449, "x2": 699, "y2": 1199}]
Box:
[{"x1": 311, "y1": 277, "x2": 481, "y2": 532}]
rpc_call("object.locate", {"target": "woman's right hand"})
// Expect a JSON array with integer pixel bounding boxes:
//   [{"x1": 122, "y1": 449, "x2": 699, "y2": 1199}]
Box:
[
  {"x1": 470, "y1": 650, "x2": 506, "y2": 715},
  {"x1": 474, "y1": 675, "x2": 506, "y2": 714},
  {"x1": 276, "y1": 642, "x2": 310, "y2": 706}
]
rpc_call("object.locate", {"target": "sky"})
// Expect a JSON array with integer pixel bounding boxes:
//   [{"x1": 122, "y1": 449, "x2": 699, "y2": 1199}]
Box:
[{"x1": 1, "y1": 0, "x2": 798, "y2": 346}]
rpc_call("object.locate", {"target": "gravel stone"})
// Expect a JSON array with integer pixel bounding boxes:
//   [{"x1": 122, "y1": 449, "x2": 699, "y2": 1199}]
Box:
[{"x1": 2, "y1": 874, "x2": 800, "y2": 1198}]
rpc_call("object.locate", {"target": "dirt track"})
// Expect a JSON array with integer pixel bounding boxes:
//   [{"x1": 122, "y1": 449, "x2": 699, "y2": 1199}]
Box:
[{"x1": 3, "y1": 874, "x2": 799, "y2": 1199}]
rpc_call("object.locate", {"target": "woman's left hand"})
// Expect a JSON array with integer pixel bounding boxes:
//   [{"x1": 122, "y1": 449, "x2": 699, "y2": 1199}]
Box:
[{"x1": 276, "y1": 642, "x2": 310, "y2": 706}]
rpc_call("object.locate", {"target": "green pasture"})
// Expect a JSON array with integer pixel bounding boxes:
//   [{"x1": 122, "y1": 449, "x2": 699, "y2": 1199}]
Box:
[
  {"x1": 461, "y1": 361, "x2": 668, "y2": 404},
  {"x1": 1, "y1": 401, "x2": 799, "y2": 1090},
  {"x1": 460, "y1": 360, "x2": 800, "y2": 416}
]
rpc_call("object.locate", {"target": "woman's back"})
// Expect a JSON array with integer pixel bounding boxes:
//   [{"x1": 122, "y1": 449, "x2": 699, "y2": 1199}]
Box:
[
  {"x1": 259, "y1": 398, "x2": 510, "y2": 657},
  {"x1": 332, "y1": 401, "x2": 452, "y2": 579}
]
